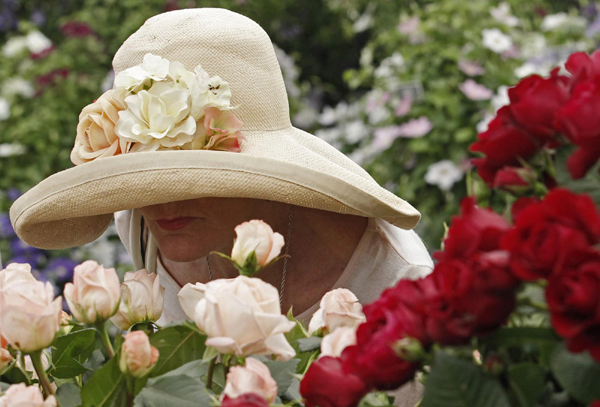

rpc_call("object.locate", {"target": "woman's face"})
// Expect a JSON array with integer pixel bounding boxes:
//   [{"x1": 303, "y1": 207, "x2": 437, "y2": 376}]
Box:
[{"x1": 138, "y1": 198, "x2": 262, "y2": 262}]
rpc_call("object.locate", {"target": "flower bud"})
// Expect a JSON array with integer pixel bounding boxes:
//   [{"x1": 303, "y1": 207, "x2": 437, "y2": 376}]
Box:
[
  {"x1": 119, "y1": 331, "x2": 159, "y2": 378},
  {"x1": 393, "y1": 337, "x2": 426, "y2": 362},
  {"x1": 111, "y1": 269, "x2": 165, "y2": 330},
  {"x1": 0, "y1": 383, "x2": 57, "y2": 406},
  {"x1": 223, "y1": 358, "x2": 277, "y2": 404},
  {"x1": 231, "y1": 220, "x2": 284, "y2": 275},
  {"x1": 308, "y1": 288, "x2": 366, "y2": 335},
  {"x1": 0, "y1": 263, "x2": 36, "y2": 288},
  {"x1": 0, "y1": 348, "x2": 13, "y2": 374},
  {"x1": 64, "y1": 260, "x2": 121, "y2": 324}
]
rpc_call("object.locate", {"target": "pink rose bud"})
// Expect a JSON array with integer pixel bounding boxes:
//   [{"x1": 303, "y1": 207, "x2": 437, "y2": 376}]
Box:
[
  {"x1": 308, "y1": 288, "x2": 366, "y2": 334},
  {"x1": 119, "y1": 331, "x2": 159, "y2": 378},
  {"x1": 231, "y1": 220, "x2": 285, "y2": 274},
  {"x1": 0, "y1": 383, "x2": 57, "y2": 406},
  {"x1": 223, "y1": 358, "x2": 277, "y2": 404},
  {"x1": 320, "y1": 326, "x2": 357, "y2": 358},
  {"x1": 111, "y1": 269, "x2": 165, "y2": 330},
  {"x1": 0, "y1": 263, "x2": 36, "y2": 289},
  {"x1": 0, "y1": 280, "x2": 62, "y2": 353},
  {"x1": 64, "y1": 260, "x2": 121, "y2": 324},
  {"x1": 0, "y1": 348, "x2": 13, "y2": 374}
]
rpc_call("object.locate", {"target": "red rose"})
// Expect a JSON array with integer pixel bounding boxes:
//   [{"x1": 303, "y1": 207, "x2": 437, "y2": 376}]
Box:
[
  {"x1": 591, "y1": 400, "x2": 600, "y2": 407},
  {"x1": 435, "y1": 197, "x2": 510, "y2": 262},
  {"x1": 222, "y1": 394, "x2": 269, "y2": 407},
  {"x1": 553, "y1": 80, "x2": 600, "y2": 179},
  {"x1": 508, "y1": 69, "x2": 570, "y2": 141},
  {"x1": 503, "y1": 189, "x2": 600, "y2": 280},
  {"x1": 300, "y1": 356, "x2": 368, "y2": 407},
  {"x1": 492, "y1": 166, "x2": 535, "y2": 192},
  {"x1": 511, "y1": 197, "x2": 538, "y2": 221},
  {"x1": 564, "y1": 51, "x2": 600, "y2": 86},
  {"x1": 470, "y1": 107, "x2": 540, "y2": 185}
]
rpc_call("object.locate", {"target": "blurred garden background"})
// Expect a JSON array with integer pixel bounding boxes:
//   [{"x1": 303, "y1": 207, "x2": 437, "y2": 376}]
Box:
[{"x1": 0, "y1": 0, "x2": 597, "y2": 291}]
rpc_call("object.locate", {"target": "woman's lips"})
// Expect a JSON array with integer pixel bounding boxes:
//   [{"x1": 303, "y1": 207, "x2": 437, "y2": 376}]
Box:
[{"x1": 155, "y1": 217, "x2": 196, "y2": 231}]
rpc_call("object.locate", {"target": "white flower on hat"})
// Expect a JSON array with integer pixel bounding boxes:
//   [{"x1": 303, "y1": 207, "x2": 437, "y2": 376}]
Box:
[{"x1": 114, "y1": 53, "x2": 171, "y2": 91}]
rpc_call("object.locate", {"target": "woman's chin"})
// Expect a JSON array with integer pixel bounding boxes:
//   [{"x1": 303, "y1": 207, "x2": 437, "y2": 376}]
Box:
[{"x1": 156, "y1": 237, "x2": 208, "y2": 263}]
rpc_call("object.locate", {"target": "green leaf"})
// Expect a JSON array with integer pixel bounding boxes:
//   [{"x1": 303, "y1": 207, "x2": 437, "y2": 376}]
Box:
[
  {"x1": 483, "y1": 327, "x2": 558, "y2": 347},
  {"x1": 282, "y1": 377, "x2": 302, "y2": 404},
  {"x1": 263, "y1": 358, "x2": 300, "y2": 397},
  {"x1": 549, "y1": 343, "x2": 600, "y2": 404},
  {"x1": 81, "y1": 357, "x2": 127, "y2": 407},
  {"x1": 133, "y1": 362, "x2": 211, "y2": 407},
  {"x1": 422, "y1": 352, "x2": 511, "y2": 407},
  {"x1": 50, "y1": 328, "x2": 97, "y2": 379},
  {"x1": 56, "y1": 383, "x2": 83, "y2": 407},
  {"x1": 296, "y1": 337, "x2": 322, "y2": 353},
  {"x1": 507, "y1": 363, "x2": 546, "y2": 407},
  {"x1": 149, "y1": 324, "x2": 207, "y2": 377}
]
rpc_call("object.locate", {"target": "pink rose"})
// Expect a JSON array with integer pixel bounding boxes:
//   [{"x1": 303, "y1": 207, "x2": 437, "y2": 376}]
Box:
[
  {"x1": 0, "y1": 263, "x2": 36, "y2": 288},
  {"x1": 0, "y1": 383, "x2": 57, "y2": 406},
  {"x1": 231, "y1": 220, "x2": 285, "y2": 274},
  {"x1": 308, "y1": 288, "x2": 366, "y2": 334},
  {"x1": 320, "y1": 327, "x2": 357, "y2": 358},
  {"x1": 111, "y1": 269, "x2": 165, "y2": 330},
  {"x1": 119, "y1": 331, "x2": 159, "y2": 378},
  {"x1": 64, "y1": 260, "x2": 121, "y2": 324},
  {"x1": 223, "y1": 358, "x2": 277, "y2": 404}
]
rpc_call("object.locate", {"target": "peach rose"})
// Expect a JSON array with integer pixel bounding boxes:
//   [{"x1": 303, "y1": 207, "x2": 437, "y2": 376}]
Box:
[
  {"x1": 308, "y1": 288, "x2": 366, "y2": 334},
  {"x1": 223, "y1": 358, "x2": 277, "y2": 404},
  {"x1": 178, "y1": 276, "x2": 295, "y2": 360},
  {"x1": 200, "y1": 107, "x2": 244, "y2": 152},
  {"x1": 231, "y1": 220, "x2": 285, "y2": 274},
  {"x1": 111, "y1": 269, "x2": 165, "y2": 330},
  {"x1": 0, "y1": 263, "x2": 36, "y2": 288},
  {"x1": 119, "y1": 331, "x2": 159, "y2": 378},
  {"x1": 64, "y1": 260, "x2": 121, "y2": 324},
  {"x1": 71, "y1": 88, "x2": 129, "y2": 165},
  {"x1": 320, "y1": 326, "x2": 357, "y2": 358},
  {"x1": 0, "y1": 348, "x2": 13, "y2": 374},
  {"x1": 0, "y1": 383, "x2": 57, "y2": 406},
  {"x1": 0, "y1": 280, "x2": 62, "y2": 352}
]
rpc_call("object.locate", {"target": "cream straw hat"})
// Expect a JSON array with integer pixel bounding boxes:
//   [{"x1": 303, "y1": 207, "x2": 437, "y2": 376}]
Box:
[{"x1": 10, "y1": 8, "x2": 421, "y2": 250}]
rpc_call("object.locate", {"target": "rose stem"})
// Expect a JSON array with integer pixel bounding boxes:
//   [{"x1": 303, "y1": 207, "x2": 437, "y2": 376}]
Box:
[
  {"x1": 206, "y1": 357, "x2": 216, "y2": 391},
  {"x1": 97, "y1": 323, "x2": 115, "y2": 358},
  {"x1": 30, "y1": 350, "x2": 54, "y2": 397}
]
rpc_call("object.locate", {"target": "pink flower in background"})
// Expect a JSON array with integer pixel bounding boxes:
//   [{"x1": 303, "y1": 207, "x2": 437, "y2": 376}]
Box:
[
  {"x1": 366, "y1": 92, "x2": 390, "y2": 114},
  {"x1": 372, "y1": 117, "x2": 432, "y2": 152},
  {"x1": 394, "y1": 96, "x2": 412, "y2": 117},
  {"x1": 459, "y1": 60, "x2": 486, "y2": 76},
  {"x1": 397, "y1": 116, "x2": 433, "y2": 138},
  {"x1": 460, "y1": 79, "x2": 494, "y2": 100},
  {"x1": 398, "y1": 16, "x2": 420, "y2": 35}
]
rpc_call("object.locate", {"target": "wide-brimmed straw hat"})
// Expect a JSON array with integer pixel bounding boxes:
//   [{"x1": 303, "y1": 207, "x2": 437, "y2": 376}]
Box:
[{"x1": 10, "y1": 8, "x2": 421, "y2": 250}]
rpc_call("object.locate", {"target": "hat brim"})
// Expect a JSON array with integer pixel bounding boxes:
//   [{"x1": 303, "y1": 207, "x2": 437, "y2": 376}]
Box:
[{"x1": 10, "y1": 126, "x2": 421, "y2": 249}]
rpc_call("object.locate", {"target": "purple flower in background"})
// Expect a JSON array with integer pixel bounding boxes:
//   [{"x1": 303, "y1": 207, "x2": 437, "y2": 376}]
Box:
[
  {"x1": 46, "y1": 258, "x2": 77, "y2": 283},
  {"x1": 460, "y1": 79, "x2": 494, "y2": 100},
  {"x1": 458, "y1": 60, "x2": 486, "y2": 76},
  {"x1": 10, "y1": 238, "x2": 44, "y2": 260},
  {"x1": 6, "y1": 188, "x2": 20, "y2": 201},
  {"x1": 0, "y1": 214, "x2": 14, "y2": 238},
  {"x1": 587, "y1": 14, "x2": 600, "y2": 38},
  {"x1": 61, "y1": 21, "x2": 93, "y2": 37},
  {"x1": 31, "y1": 9, "x2": 46, "y2": 27},
  {"x1": 7, "y1": 253, "x2": 44, "y2": 270},
  {"x1": 0, "y1": 9, "x2": 17, "y2": 32}
]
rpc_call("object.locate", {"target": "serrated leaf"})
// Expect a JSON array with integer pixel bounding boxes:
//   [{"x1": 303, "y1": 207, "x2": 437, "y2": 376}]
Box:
[
  {"x1": 263, "y1": 358, "x2": 300, "y2": 397},
  {"x1": 133, "y1": 374, "x2": 210, "y2": 407},
  {"x1": 50, "y1": 328, "x2": 96, "y2": 378},
  {"x1": 56, "y1": 383, "x2": 82, "y2": 407},
  {"x1": 81, "y1": 357, "x2": 127, "y2": 407},
  {"x1": 295, "y1": 336, "x2": 322, "y2": 353},
  {"x1": 422, "y1": 352, "x2": 510, "y2": 407},
  {"x1": 149, "y1": 324, "x2": 207, "y2": 377},
  {"x1": 549, "y1": 343, "x2": 600, "y2": 404}
]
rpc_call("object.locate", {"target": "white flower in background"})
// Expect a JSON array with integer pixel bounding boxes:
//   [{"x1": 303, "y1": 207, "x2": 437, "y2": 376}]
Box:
[
  {"x1": 514, "y1": 62, "x2": 543, "y2": 78},
  {"x1": 368, "y1": 106, "x2": 390, "y2": 125},
  {"x1": 2, "y1": 36, "x2": 28, "y2": 57},
  {"x1": 519, "y1": 34, "x2": 547, "y2": 59},
  {"x1": 0, "y1": 98, "x2": 11, "y2": 121},
  {"x1": 344, "y1": 120, "x2": 369, "y2": 144},
  {"x1": 0, "y1": 143, "x2": 26, "y2": 157},
  {"x1": 353, "y1": 12, "x2": 373, "y2": 33},
  {"x1": 223, "y1": 358, "x2": 278, "y2": 404},
  {"x1": 476, "y1": 113, "x2": 494, "y2": 133},
  {"x1": 320, "y1": 326, "x2": 357, "y2": 358},
  {"x1": 491, "y1": 85, "x2": 510, "y2": 111},
  {"x1": 25, "y1": 31, "x2": 52, "y2": 54},
  {"x1": 541, "y1": 13, "x2": 585, "y2": 31},
  {"x1": 314, "y1": 128, "x2": 342, "y2": 147},
  {"x1": 490, "y1": 2, "x2": 519, "y2": 27},
  {"x1": 482, "y1": 28, "x2": 513, "y2": 54},
  {"x1": 318, "y1": 105, "x2": 338, "y2": 126},
  {"x1": 347, "y1": 145, "x2": 376, "y2": 166},
  {"x1": 2, "y1": 78, "x2": 35, "y2": 98},
  {"x1": 308, "y1": 288, "x2": 366, "y2": 334},
  {"x1": 374, "y1": 52, "x2": 404, "y2": 79},
  {"x1": 425, "y1": 160, "x2": 464, "y2": 191},
  {"x1": 459, "y1": 79, "x2": 494, "y2": 100},
  {"x1": 178, "y1": 276, "x2": 296, "y2": 360},
  {"x1": 274, "y1": 45, "x2": 300, "y2": 98},
  {"x1": 292, "y1": 106, "x2": 319, "y2": 129}
]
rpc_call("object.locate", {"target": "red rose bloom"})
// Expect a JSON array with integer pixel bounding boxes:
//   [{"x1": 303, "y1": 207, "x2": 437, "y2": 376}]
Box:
[
  {"x1": 590, "y1": 400, "x2": 600, "y2": 407},
  {"x1": 547, "y1": 251, "x2": 600, "y2": 362},
  {"x1": 564, "y1": 51, "x2": 600, "y2": 86},
  {"x1": 222, "y1": 394, "x2": 269, "y2": 407},
  {"x1": 554, "y1": 80, "x2": 600, "y2": 179},
  {"x1": 470, "y1": 106, "x2": 540, "y2": 185},
  {"x1": 435, "y1": 197, "x2": 510, "y2": 262},
  {"x1": 300, "y1": 357, "x2": 368, "y2": 407},
  {"x1": 508, "y1": 69, "x2": 570, "y2": 141},
  {"x1": 503, "y1": 189, "x2": 600, "y2": 280},
  {"x1": 492, "y1": 166, "x2": 535, "y2": 192}
]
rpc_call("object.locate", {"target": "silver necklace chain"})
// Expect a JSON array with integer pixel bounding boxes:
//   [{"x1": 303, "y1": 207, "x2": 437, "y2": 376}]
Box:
[{"x1": 205, "y1": 205, "x2": 295, "y2": 305}]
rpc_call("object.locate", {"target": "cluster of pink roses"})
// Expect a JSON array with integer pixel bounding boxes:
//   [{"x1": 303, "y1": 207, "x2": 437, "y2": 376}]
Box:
[{"x1": 471, "y1": 51, "x2": 600, "y2": 189}]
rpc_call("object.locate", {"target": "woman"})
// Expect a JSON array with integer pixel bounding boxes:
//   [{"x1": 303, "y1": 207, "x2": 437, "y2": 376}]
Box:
[{"x1": 10, "y1": 7, "x2": 432, "y2": 337}]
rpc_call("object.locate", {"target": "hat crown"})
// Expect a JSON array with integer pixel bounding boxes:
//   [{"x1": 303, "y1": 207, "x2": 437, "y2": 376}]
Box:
[{"x1": 112, "y1": 8, "x2": 291, "y2": 131}]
